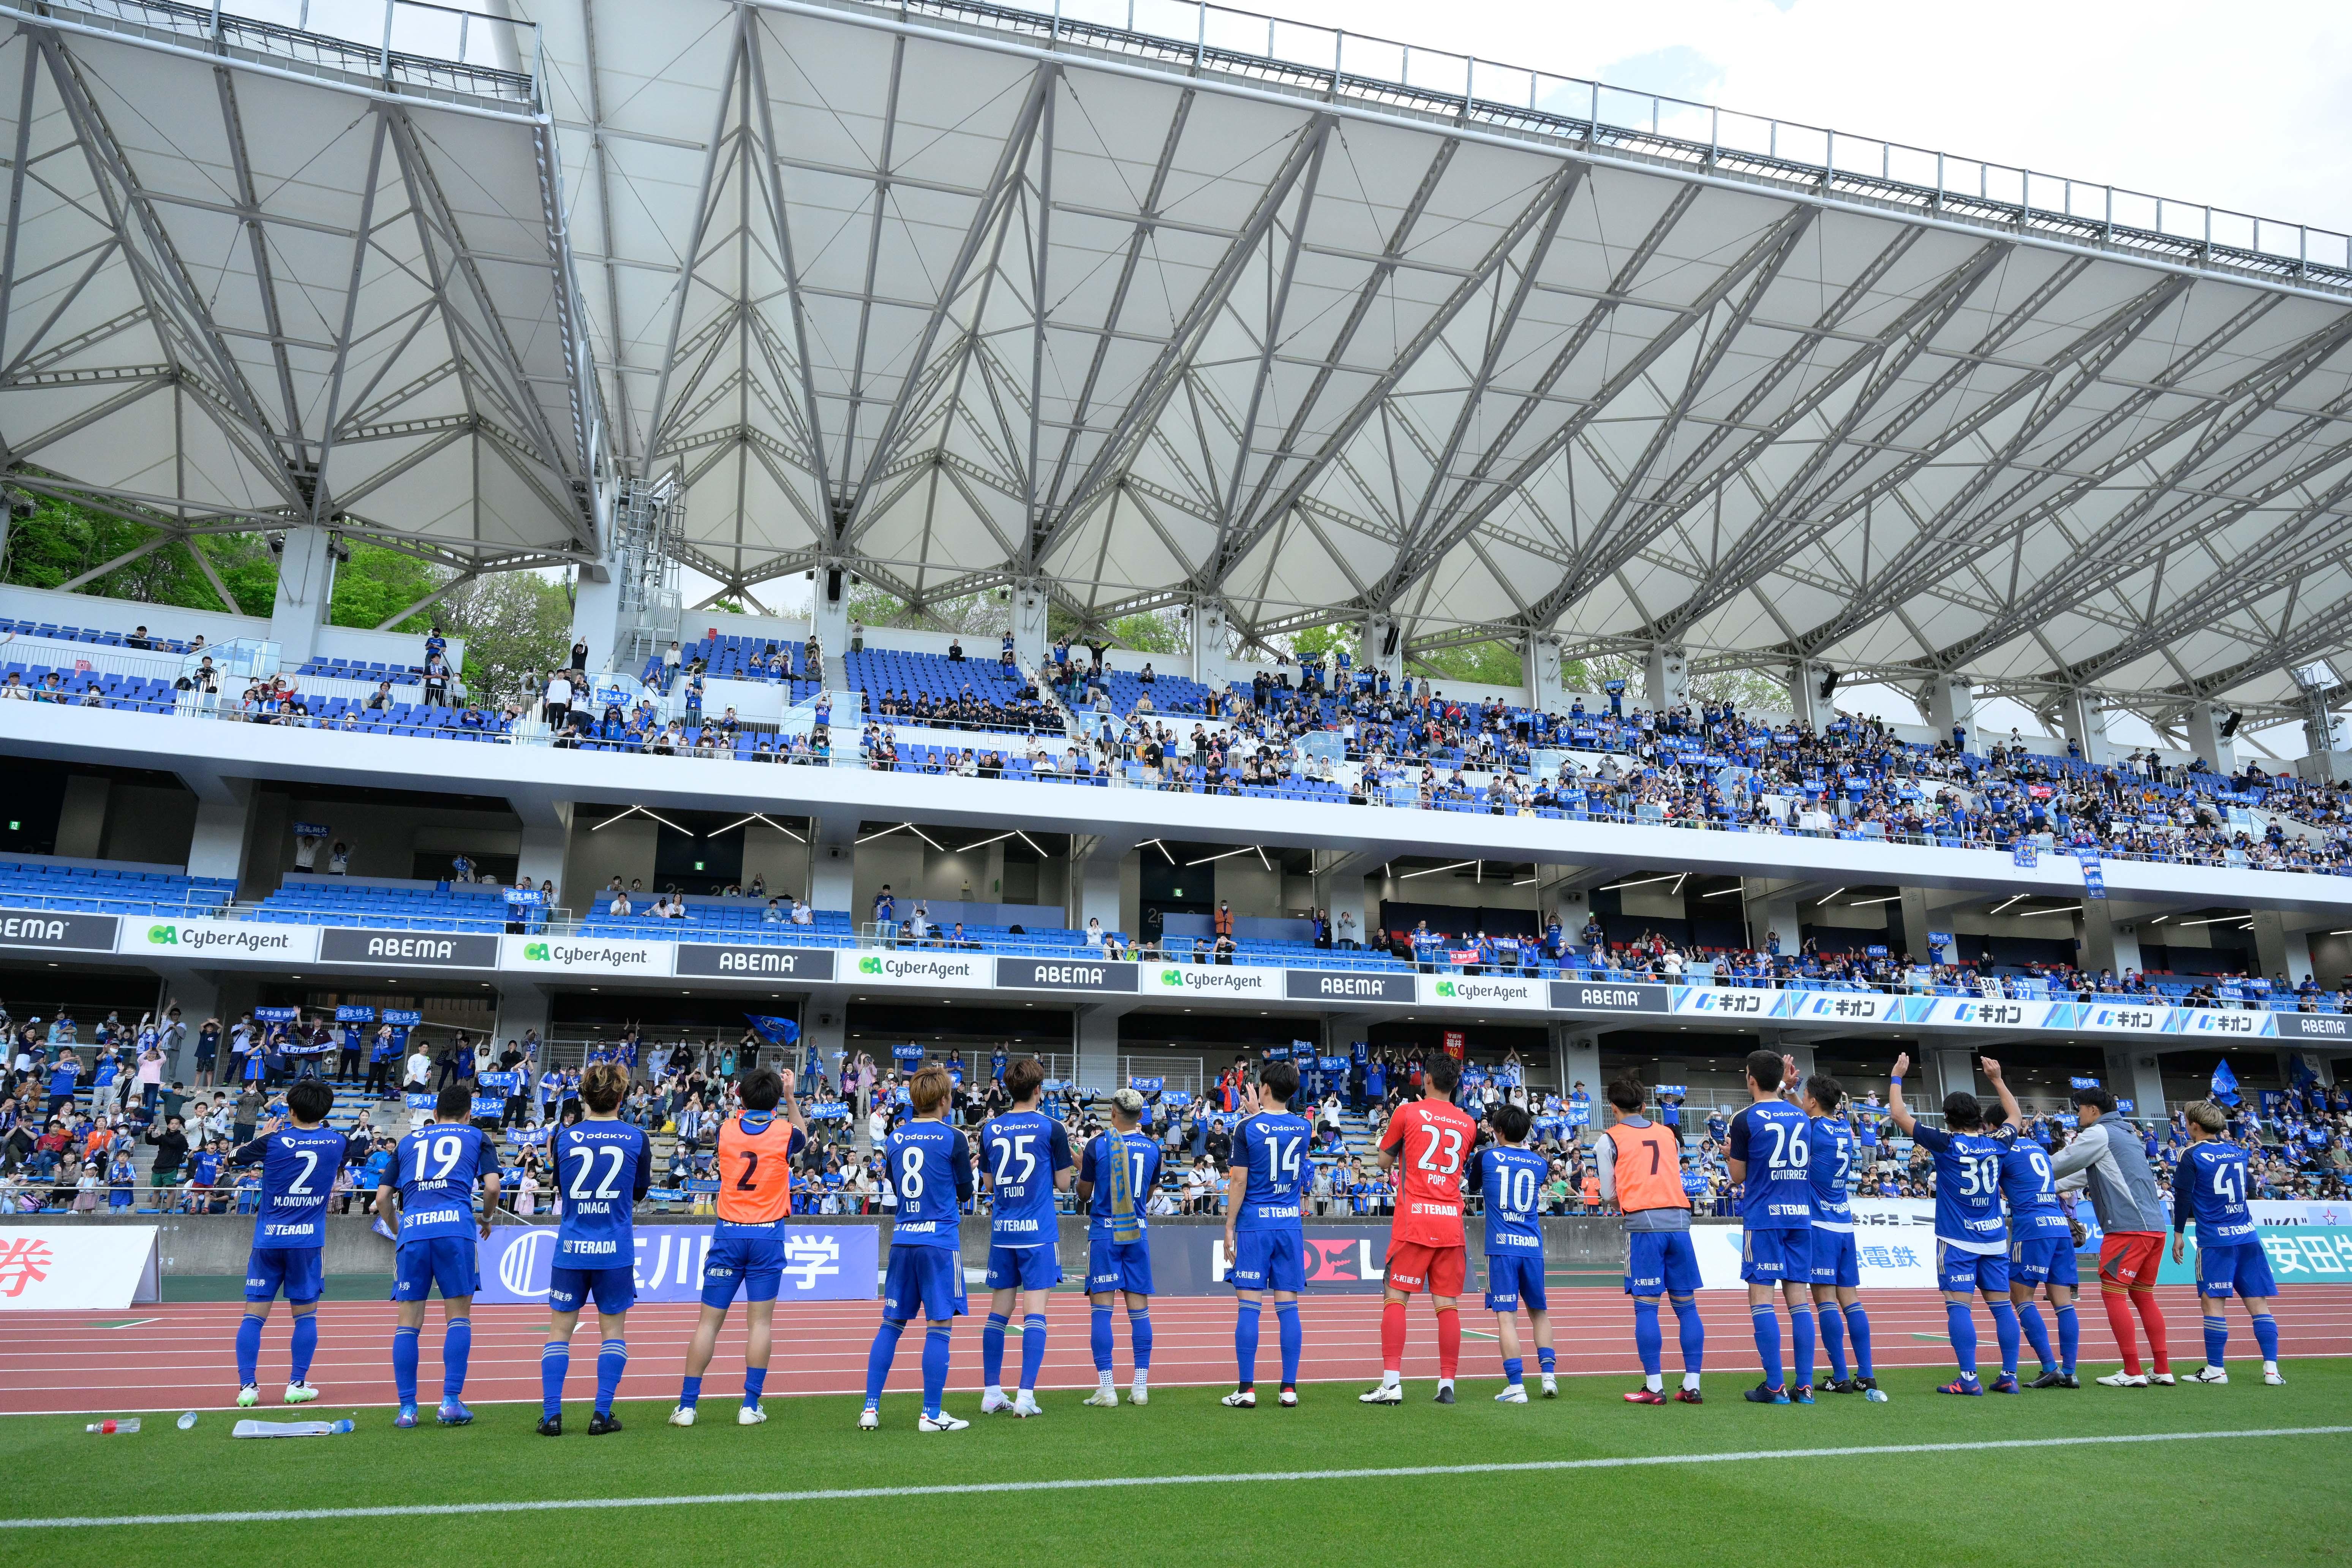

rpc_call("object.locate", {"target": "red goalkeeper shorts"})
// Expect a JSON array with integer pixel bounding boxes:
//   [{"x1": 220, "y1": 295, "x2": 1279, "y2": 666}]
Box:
[
  {"x1": 2098, "y1": 1231, "x2": 2164, "y2": 1291},
  {"x1": 1385, "y1": 1240, "x2": 1466, "y2": 1297}
]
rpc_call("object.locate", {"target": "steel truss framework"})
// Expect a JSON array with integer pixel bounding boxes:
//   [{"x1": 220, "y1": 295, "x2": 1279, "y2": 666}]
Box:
[{"x1": 4, "y1": 0, "x2": 2352, "y2": 741}]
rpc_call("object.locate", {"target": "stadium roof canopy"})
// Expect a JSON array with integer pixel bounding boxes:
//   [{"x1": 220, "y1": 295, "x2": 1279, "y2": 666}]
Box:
[{"x1": 5, "y1": 0, "x2": 2352, "y2": 740}]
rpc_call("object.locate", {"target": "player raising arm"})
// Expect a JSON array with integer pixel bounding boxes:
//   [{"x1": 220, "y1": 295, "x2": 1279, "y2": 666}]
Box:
[
  {"x1": 861, "y1": 1065, "x2": 974, "y2": 1431},
  {"x1": 540, "y1": 1062, "x2": 652, "y2": 1437},
  {"x1": 978, "y1": 1058, "x2": 1074, "y2": 1418},
  {"x1": 1991, "y1": 1063, "x2": 2081, "y2": 1390},
  {"x1": 1796, "y1": 1067, "x2": 1884, "y2": 1402},
  {"x1": 1075, "y1": 1088, "x2": 1162, "y2": 1407},
  {"x1": 1466, "y1": 1101, "x2": 1555, "y2": 1402},
  {"x1": 1599, "y1": 1076, "x2": 1704, "y2": 1404},
  {"x1": 1361, "y1": 1053, "x2": 1475, "y2": 1405},
  {"x1": 226, "y1": 1079, "x2": 355, "y2": 1408},
  {"x1": 673, "y1": 1066, "x2": 806, "y2": 1426},
  {"x1": 1889, "y1": 1054, "x2": 2022, "y2": 1395},
  {"x1": 2174, "y1": 1101, "x2": 2285, "y2": 1386},
  {"x1": 374, "y1": 1083, "x2": 499, "y2": 1427},
  {"x1": 1222, "y1": 1061, "x2": 1310, "y2": 1408},
  {"x1": 1725, "y1": 1050, "x2": 1814, "y2": 1404}
]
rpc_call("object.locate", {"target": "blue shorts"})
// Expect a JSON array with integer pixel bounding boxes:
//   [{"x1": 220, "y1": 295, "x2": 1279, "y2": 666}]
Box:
[
  {"x1": 548, "y1": 1264, "x2": 637, "y2": 1316},
  {"x1": 245, "y1": 1246, "x2": 323, "y2": 1304},
  {"x1": 1483, "y1": 1252, "x2": 1548, "y2": 1314},
  {"x1": 1936, "y1": 1241, "x2": 2010, "y2": 1295},
  {"x1": 1809, "y1": 1227, "x2": 1860, "y2": 1289},
  {"x1": 1086, "y1": 1233, "x2": 1153, "y2": 1296},
  {"x1": 986, "y1": 1243, "x2": 1064, "y2": 1292},
  {"x1": 1627, "y1": 1230, "x2": 1702, "y2": 1297},
  {"x1": 2196, "y1": 1239, "x2": 2278, "y2": 1299},
  {"x1": 1230, "y1": 1228, "x2": 1304, "y2": 1294},
  {"x1": 391, "y1": 1236, "x2": 479, "y2": 1302},
  {"x1": 701, "y1": 1235, "x2": 784, "y2": 1309},
  {"x1": 882, "y1": 1244, "x2": 967, "y2": 1321},
  {"x1": 2009, "y1": 1234, "x2": 2080, "y2": 1288},
  {"x1": 1740, "y1": 1227, "x2": 1808, "y2": 1284}
]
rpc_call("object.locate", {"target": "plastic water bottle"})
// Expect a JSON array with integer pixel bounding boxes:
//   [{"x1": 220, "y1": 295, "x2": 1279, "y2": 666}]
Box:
[
  {"x1": 175, "y1": 1412, "x2": 199, "y2": 1431},
  {"x1": 232, "y1": 1418, "x2": 354, "y2": 1438},
  {"x1": 84, "y1": 1418, "x2": 140, "y2": 1435}
]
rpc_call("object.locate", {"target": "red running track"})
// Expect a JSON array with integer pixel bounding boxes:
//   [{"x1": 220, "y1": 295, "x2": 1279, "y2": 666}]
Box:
[{"x1": 4, "y1": 1287, "x2": 2347, "y2": 1417}]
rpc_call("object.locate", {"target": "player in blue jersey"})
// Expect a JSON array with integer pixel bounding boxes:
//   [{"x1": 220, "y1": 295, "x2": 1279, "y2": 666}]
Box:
[
  {"x1": 861, "y1": 1065, "x2": 974, "y2": 1431},
  {"x1": 225, "y1": 1079, "x2": 355, "y2": 1407},
  {"x1": 1076, "y1": 1087, "x2": 1161, "y2": 1407},
  {"x1": 374, "y1": 1082, "x2": 499, "y2": 1427},
  {"x1": 1725, "y1": 1050, "x2": 1814, "y2": 1404},
  {"x1": 1889, "y1": 1053, "x2": 2022, "y2": 1395},
  {"x1": 978, "y1": 1057, "x2": 1074, "y2": 1418},
  {"x1": 1220, "y1": 1060, "x2": 1310, "y2": 1408},
  {"x1": 2173, "y1": 1100, "x2": 2284, "y2": 1385},
  {"x1": 1793, "y1": 1065, "x2": 1884, "y2": 1402},
  {"x1": 1989, "y1": 1060, "x2": 2082, "y2": 1390},
  {"x1": 539, "y1": 1062, "x2": 652, "y2": 1437},
  {"x1": 1466, "y1": 1100, "x2": 1556, "y2": 1403}
]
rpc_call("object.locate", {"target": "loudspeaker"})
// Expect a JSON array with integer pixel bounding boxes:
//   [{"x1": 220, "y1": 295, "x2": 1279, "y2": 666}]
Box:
[
  {"x1": 825, "y1": 567, "x2": 843, "y2": 603},
  {"x1": 2219, "y1": 711, "x2": 2241, "y2": 739},
  {"x1": 1818, "y1": 669, "x2": 1840, "y2": 702},
  {"x1": 1381, "y1": 625, "x2": 1399, "y2": 659}
]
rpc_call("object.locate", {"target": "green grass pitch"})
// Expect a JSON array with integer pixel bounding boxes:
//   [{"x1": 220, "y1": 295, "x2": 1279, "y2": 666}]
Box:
[{"x1": 4, "y1": 1363, "x2": 2347, "y2": 1568}]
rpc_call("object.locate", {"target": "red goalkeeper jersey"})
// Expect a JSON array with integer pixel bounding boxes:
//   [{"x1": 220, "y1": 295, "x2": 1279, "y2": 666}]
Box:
[{"x1": 1379, "y1": 1097, "x2": 1476, "y2": 1249}]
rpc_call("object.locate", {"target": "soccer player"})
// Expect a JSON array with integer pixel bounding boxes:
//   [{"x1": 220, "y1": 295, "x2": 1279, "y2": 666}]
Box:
[
  {"x1": 672, "y1": 1065, "x2": 806, "y2": 1426},
  {"x1": 1888, "y1": 1053, "x2": 2020, "y2": 1395},
  {"x1": 374, "y1": 1082, "x2": 499, "y2": 1427},
  {"x1": 861, "y1": 1064, "x2": 973, "y2": 1431},
  {"x1": 1796, "y1": 1068, "x2": 1884, "y2": 1401},
  {"x1": 1466, "y1": 1100, "x2": 1555, "y2": 1403},
  {"x1": 1725, "y1": 1050, "x2": 1813, "y2": 1404},
  {"x1": 978, "y1": 1057, "x2": 1073, "y2": 1418},
  {"x1": 2173, "y1": 1100, "x2": 2284, "y2": 1386},
  {"x1": 1075, "y1": 1087, "x2": 1162, "y2": 1407},
  {"x1": 1598, "y1": 1076, "x2": 1704, "y2": 1404},
  {"x1": 226, "y1": 1078, "x2": 355, "y2": 1407},
  {"x1": 1990, "y1": 1061, "x2": 2080, "y2": 1389},
  {"x1": 539, "y1": 1062, "x2": 651, "y2": 1436},
  {"x1": 1222, "y1": 1060, "x2": 1310, "y2": 1408},
  {"x1": 1360, "y1": 1053, "x2": 1475, "y2": 1405},
  {"x1": 2049, "y1": 1084, "x2": 2174, "y2": 1387}
]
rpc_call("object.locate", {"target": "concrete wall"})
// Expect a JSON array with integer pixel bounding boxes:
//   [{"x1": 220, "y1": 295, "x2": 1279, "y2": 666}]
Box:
[
  {"x1": 100, "y1": 783, "x2": 198, "y2": 866},
  {"x1": 566, "y1": 815, "x2": 658, "y2": 899},
  {"x1": 249, "y1": 791, "x2": 522, "y2": 888}
]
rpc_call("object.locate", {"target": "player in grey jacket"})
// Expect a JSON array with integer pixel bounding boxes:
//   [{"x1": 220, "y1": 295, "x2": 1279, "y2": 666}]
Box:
[{"x1": 2049, "y1": 1086, "x2": 2175, "y2": 1387}]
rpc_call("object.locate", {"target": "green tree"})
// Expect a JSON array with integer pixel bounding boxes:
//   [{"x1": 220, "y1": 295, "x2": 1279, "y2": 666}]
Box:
[
  {"x1": 430, "y1": 572, "x2": 572, "y2": 705},
  {"x1": 846, "y1": 583, "x2": 1007, "y2": 635},
  {"x1": 0, "y1": 495, "x2": 275, "y2": 615},
  {"x1": 327, "y1": 543, "x2": 447, "y2": 632},
  {"x1": 1410, "y1": 638, "x2": 1524, "y2": 688},
  {"x1": 1107, "y1": 607, "x2": 1185, "y2": 654}
]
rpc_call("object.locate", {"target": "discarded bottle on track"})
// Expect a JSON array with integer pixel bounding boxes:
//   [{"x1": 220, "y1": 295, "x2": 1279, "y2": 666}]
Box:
[
  {"x1": 232, "y1": 1418, "x2": 355, "y2": 1438},
  {"x1": 85, "y1": 1418, "x2": 140, "y2": 1435},
  {"x1": 175, "y1": 1411, "x2": 199, "y2": 1431}
]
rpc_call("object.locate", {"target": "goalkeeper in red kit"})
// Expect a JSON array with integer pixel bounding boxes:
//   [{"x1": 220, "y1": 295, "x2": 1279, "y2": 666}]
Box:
[{"x1": 1362, "y1": 1053, "x2": 1477, "y2": 1405}]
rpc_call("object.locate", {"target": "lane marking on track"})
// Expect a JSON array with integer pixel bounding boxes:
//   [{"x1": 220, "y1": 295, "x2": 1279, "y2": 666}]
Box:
[{"x1": 4, "y1": 1426, "x2": 2345, "y2": 1529}]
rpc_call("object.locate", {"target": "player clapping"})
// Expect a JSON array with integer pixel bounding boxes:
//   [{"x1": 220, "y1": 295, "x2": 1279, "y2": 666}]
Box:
[
  {"x1": 1361, "y1": 1053, "x2": 1474, "y2": 1405},
  {"x1": 539, "y1": 1062, "x2": 651, "y2": 1436},
  {"x1": 672, "y1": 1066, "x2": 807, "y2": 1426},
  {"x1": 1796, "y1": 1066, "x2": 1883, "y2": 1401},
  {"x1": 375, "y1": 1083, "x2": 499, "y2": 1427},
  {"x1": 1075, "y1": 1088, "x2": 1161, "y2": 1407},
  {"x1": 861, "y1": 1065, "x2": 974, "y2": 1431},
  {"x1": 1222, "y1": 1062, "x2": 1310, "y2": 1408},
  {"x1": 978, "y1": 1059, "x2": 1074, "y2": 1418},
  {"x1": 1465, "y1": 1101, "x2": 1556, "y2": 1402},
  {"x1": 226, "y1": 1079, "x2": 355, "y2": 1408},
  {"x1": 2174, "y1": 1101, "x2": 2285, "y2": 1385}
]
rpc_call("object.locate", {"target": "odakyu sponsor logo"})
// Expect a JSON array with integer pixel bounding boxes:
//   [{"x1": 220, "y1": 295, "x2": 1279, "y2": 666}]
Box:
[{"x1": 145, "y1": 922, "x2": 294, "y2": 955}]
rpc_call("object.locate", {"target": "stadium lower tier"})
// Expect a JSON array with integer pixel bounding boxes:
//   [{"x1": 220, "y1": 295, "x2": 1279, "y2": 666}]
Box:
[{"x1": 5, "y1": 1285, "x2": 2346, "y2": 1416}]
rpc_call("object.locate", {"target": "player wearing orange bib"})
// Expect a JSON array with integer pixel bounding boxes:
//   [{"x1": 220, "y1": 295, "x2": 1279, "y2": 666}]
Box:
[
  {"x1": 1362, "y1": 1054, "x2": 1476, "y2": 1405},
  {"x1": 669, "y1": 1067, "x2": 805, "y2": 1427}
]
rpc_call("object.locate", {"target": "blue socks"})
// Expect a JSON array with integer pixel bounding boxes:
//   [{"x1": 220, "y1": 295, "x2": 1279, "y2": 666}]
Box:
[
  {"x1": 1673, "y1": 1296, "x2": 1705, "y2": 1373},
  {"x1": 2055, "y1": 1303, "x2": 2079, "y2": 1375},
  {"x1": 1276, "y1": 1302, "x2": 1301, "y2": 1387},
  {"x1": 1536, "y1": 1345, "x2": 1555, "y2": 1376},
  {"x1": 541, "y1": 1339, "x2": 570, "y2": 1417},
  {"x1": 236, "y1": 1314, "x2": 263, "y2": 1386},
  {"x1": 2252, "y1": 1313, "x2": 2280, "y2": 1364},
  {"x1": 743, "y1": 1366, "x2": 767, "y2": 1407},
  {"x1": 1818, "y1": 1298, "x2": 1848, "y2": 1381},
  {"x1": 2203, "y1": 1313, "x2": 2229, "y2": 1367},
  {"x1": 1020, "y1": 1314, "x2": 1048, "y2": 1393},
  {"x1": 921, "y1": 1325, "x2": 951, "y2": 1418},
  {"x1": 596, "y1": 1338, "x2": 626, "y2": 1417},
  {"x1": 983, "y1": 1312, "x2": 1010, "y2": 1388},
  {"x1": 1091, "y1": 1306, "x2": 1113, "y2": 1372},
  {"x1": 392, "y1": 1324, "x2": 420, "y2": 1407},
  {"x1": 1751, "y1": 1303, "x2": 1784, "y2": 1389},
  {"x1": 1988, "y1": 1301, "x2": 2020, "y2": 1379},
  {"x1": 1846, "y1": 1303, "x2": 1873, "y2": 1378},
  {"x1": 1503, "y1": 1356, "x2": 1524, "y2": 1388},
  {"x1": 1790, "y1": 1303, "x2": 1816, "y2": 1389},
  {"x1": 443, "y1": 1318, "x2": 471, "y2": 1400},
  {"x1": 1946, "y1": 1301, "x2": 1979, "y2": 1379},
  {"x1": 2019, "y1": 1302, "x2": 2056, "y2": 1373},
  {"x1": 865, "y1": 1318, "x2": 906, "y2": 1408},
  {"x1": 1236, "y1": 1302, "x2": 1261, "y2": 1387},
  {"x1": 289, "y1": 1314, "x2": 317, "y2": 1384},
  {"x1": 679, "y1": 1374, "x2": 703, "y2": 1412},
  {"x1": 1130, "y1": 1309, "x2": 1152, "y2": 1369},
  {"x1": 1633, "y1": 1299, "x2": 1663, "y2": 1375}
]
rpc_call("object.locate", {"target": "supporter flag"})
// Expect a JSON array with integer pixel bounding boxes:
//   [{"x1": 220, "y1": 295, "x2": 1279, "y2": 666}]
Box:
[
  {"x1": 745, "y1": 1015, "x2": 800, "y2": 1045},
  {"x1": 2211, "y1": 1058, "x2": 2241, "y2": 1105}
]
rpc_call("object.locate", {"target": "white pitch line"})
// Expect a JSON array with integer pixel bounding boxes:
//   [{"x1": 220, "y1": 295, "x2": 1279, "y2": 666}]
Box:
[{"x1": 3, "y1": 1426, "x2": 2344, "y2": 1530}]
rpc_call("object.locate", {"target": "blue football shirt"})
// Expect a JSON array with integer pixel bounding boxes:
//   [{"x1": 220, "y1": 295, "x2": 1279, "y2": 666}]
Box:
[
  {"x1": 1910, "y1": 1123, "x2": 2007, "y2": 1251},
  {"x1": 232, "y1": 1125, "x2": 355, "y2": 1250},
  {"x1": 981, "y1": 1109, "x2": 1071, "y2": 1247},
  {"x1": 1727, "y1": 1100, "x2": 1813, "y2": 1231},
  {"x1": 1467, "y1": 1144, "x2": 1547, "y2": 1255},
  {"x1": 1994, "y1": 1127, "x2": 2070, "y2": 1241},
  {"x1": 552, "y1": 1119, "x2": 653, "y2": 1267},
  {"x1": 392, "y1": 1122, "x2": 490, "y2": 1241},
  {"x1": 1805, "y1": 1115, "x2": 1855, "y2": 1232},
  {"x1": 1080, "y1": 1131, "x2": 1162, "y2": 1235},
  {"x1": 1231, "y1": 1111, "x2": 1312, "y2": 1232},
  {"x1": 2177, "y1": 1140, "x2": 2256, "y2": 1245},
  {"x1": 887, "y1": 1119, "x2": 972, "y2": 1248}
]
